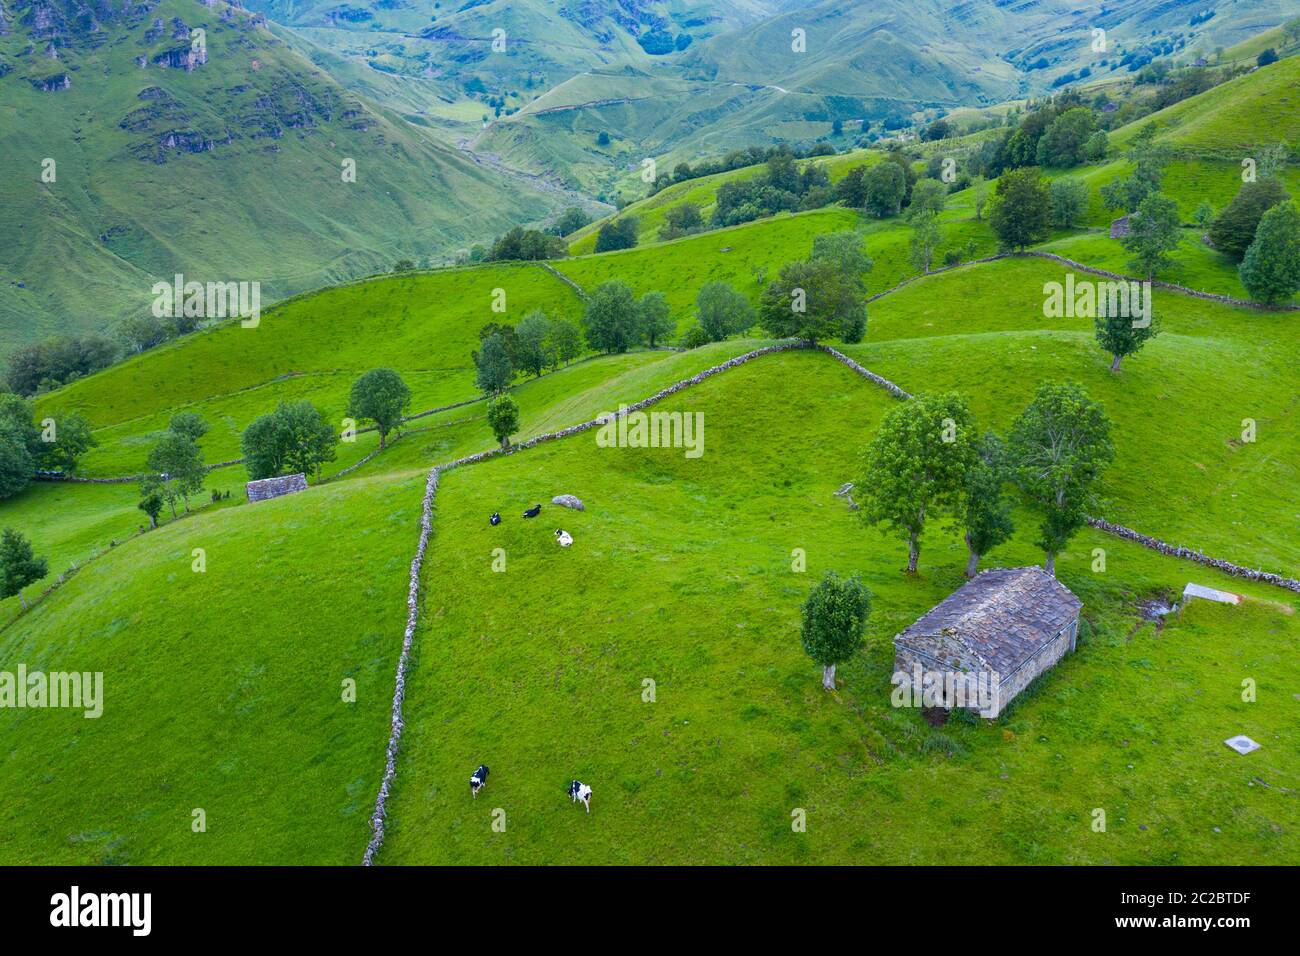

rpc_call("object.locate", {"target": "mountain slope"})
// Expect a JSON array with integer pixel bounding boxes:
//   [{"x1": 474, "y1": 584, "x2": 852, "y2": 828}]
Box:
[{"x1": 0, "y1": 0, "x2": 561, "y2": 350}]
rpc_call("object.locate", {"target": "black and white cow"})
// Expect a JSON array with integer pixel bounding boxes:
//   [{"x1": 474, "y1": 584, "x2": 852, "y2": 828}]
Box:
[
  {"x1": 470, "y1": 764, "x2": 490, "y2": 798},
  {"x1": 489, "y1": 512, "x2": 501, "y2": 526},
  {"x1": 567, "y1": 779, "x2": 592, "y2": 813},
  {"x1": 522, "y1": 504, "x2": 542, "y2": 519}
]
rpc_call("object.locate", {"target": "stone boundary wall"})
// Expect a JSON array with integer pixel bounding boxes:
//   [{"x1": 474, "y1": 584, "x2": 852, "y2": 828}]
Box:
[
  {"x1": 865, "y1": 250, "x2": 1299, "y2": 312},
  {"x1": 34, "y1": 458, "x2": 246, "y2": 485},
  {"x1": 362, "y1": 465, "x2": 440, "y2": 866},
  {"x1": 814, "y1": 344, "x2": 912, "y2": 399},
  {"x1": 1087, "y1": 518, "x2": 1300, "y2": 593},
  {"x1": 360, "y1": 339, "x2": 1299, "y2": 862},
  {"x1": 1017, "y1": 252, "x2": 1300, "y2": 312},
  {"x1": 361, "y1": 340, "x2": 856, "y2": 864},
  {"x1": 541, "y1": 262, "x2": 587, "y2": 300}
]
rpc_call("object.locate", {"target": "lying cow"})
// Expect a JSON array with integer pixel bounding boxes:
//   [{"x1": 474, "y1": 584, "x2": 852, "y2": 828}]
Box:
[
  {"x1": 470, "y1": 764, "x2": 490, "y2": 798},
  {"x1": 567, "y1": 779, "x2": 592, "y2": 813},
  {"x1": 522, "y1": 504, "x2": 542, "y2": 519},
  {"x1": 555, "y1": 529, "x2": 573, "y2": 547},
  {"x1": 489, "y1": 512, "x2": 501, "y2": 526}
]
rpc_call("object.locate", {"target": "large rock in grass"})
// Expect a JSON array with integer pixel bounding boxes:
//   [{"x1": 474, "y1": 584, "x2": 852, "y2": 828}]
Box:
[{"x1": 552, "y1": 494, "x2": 584, "y2": 511}]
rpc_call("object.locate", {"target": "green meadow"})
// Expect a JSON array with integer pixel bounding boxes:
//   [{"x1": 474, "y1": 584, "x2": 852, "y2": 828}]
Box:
[{"x1": 1, "y1": 51, "x2": 1297, "y2": 866}]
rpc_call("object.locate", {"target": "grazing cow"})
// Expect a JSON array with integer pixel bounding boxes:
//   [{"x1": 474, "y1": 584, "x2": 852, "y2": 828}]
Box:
[
  {"x1": 522, "y1": 504, "x2": 542, "y2": 519},
  {"x1": 555, "y1": 529, "x2": 573, "y2": 547},
  {"x1": 567, "y1": 780, "x2": 592, "y2": 813},
  {"x1": 490, "y1": 512, "x2": 501, "y2": 526},
  {"x1": 470, "y1": 764, "x2": 490, "y2": 798}
]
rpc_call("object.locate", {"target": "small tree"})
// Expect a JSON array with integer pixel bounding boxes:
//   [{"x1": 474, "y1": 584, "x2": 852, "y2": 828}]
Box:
[
  {"x1": 147, "y1": 432, "x2": 204, "y2": 516},
  {"x1": 1208, "y1": 177, "x2": 1290, "y2": 260},
  {"x1": 637, "y1": 291, "x2": 674, "y2": 347},
  {"x1": 487, "y1": 395, "x2": 520, "y2": 449},
  {"x1": 800, "y1": 571, "x2": 872, "y2": 690},
  {"x1": 908, "y1": 212, "x2": 941, "y2": 273},
  {"x1": 38, "y1": 411, "x2": 98, "y2": 475},
  {"x1": 513, "y1": 311, "x2": 553, "y2": 378},
  {"x1": 1239, "y1": 200, "x2": 1300, "y2": 304},
  {"x1": 1100, "y1": 124, "x2": 1169, "y2": 213},
  {"x1": 972, "y1": 175, "x2": 988, "y2": 221},
  {"x1": 475, "y1": 333, "x2": 514, "y2": 394},
  {"x1": 1095, "y1": 306, "x2": 1160, "y2": 371},
  {"x1": 0, "y1": 528, "x2": 46, "y2": 609},
  {"x1": 241, "y1": 413, "x2": 288, "y2": 482},
  {"x1": 348, "y1": 368, "x2": 410, "y2": 448},
  {"x1": 1008, "y1": 381, "x2": 1114, "y2": 575},
  {"x1": 863, "y1": 161, "x2": 906, "y2": 217},
  {"x1": 908, "y1": 179, "x2": 947, "y2": 219},
  {"x1": 1121, "y1": 192, "x2": 1181, "y2": 279},
  {"x1": 138, "y1": 476, "x2": 165, "y2": 529},
  {"x1": 962, "y1": 433, "x2": 1014, "y2": 578},
  {"x1": 1035, "y1": 107, "x2": 1095, "y2": 168},
  {"x1": 988, "y1": 167, "x2": 1052, "y2": 250},
  {"x1": 1083, "y1": 129, "x2": 1108, "y2": 162},
  {"x1": 760, "y1": 258, "x2": 849, "y2": 342},
  {"x1": 168, "y1": 411, "x2": 209, "y2": 442},
  {"x1": 278, "y1": 400, "x2": 337, "y2": 481},
  {"x1": 696, "y1": 281, "x2": 754, "y2": 342},
  {"x1": 859, "y1": 393, "x2": 977, "y2": 572},
  {"x1": 835, "y1": 166, "x2": 869, "y2": 208},
  {"x1": 549, "y1": 317, "x2": 583, "y2": 366},
  {"x1": 582, "y1": 280, "x2": 640, "y2": 353},
  {"x1": 240, "y1": 401, "x2": 335, "y2": 481},
  {"x1": 1192, "y1": 201, "x2": 1215, "y2": 228},
  {"x1": 594, "y1": 217, "x2": 639, "y2": 252},
  {"x1": 1049, "y1": 178, "x2": 1088, "y2": 229}
]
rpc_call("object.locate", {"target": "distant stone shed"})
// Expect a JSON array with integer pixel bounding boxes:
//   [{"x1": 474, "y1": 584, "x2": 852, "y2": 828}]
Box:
[
  {"x1": 894, "y1": 567, "x2": 1082, "y2": 719},
  {"x1": 246, "y1": 473, "x2": 308, "y2": 503}
]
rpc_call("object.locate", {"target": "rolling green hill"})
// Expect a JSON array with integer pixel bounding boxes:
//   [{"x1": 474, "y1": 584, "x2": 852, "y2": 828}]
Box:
[
  {"x1": 1, "y1": 14, "x2": 1297, "y2": 868},
  {"x1": 0, "y1": 0, "x2": 561, "y2": 350}
]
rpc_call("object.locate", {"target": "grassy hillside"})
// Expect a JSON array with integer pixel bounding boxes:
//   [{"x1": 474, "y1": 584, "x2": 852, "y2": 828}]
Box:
[
  {"x1": 1110, "y1": 54, "x2": 1300, "y2": 156},
  {"x1": 378, "y1": 350, "x2": 1298, "y2": 864},
  {"x1": 567, "y1": 148, "x2": 879, "y2": 254},
  {"x1": 1, "y1": 34, "x2": 1296, "y2": 867},
  {"x1": 0, "y1": 467, "x2": 425, "y2": 864},
  {"x1": 0, "y1": 0, "x2": 560, "y2": 349}
]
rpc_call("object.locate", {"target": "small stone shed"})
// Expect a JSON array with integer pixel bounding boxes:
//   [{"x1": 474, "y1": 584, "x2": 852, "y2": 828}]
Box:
[
  {"x1": 894, "y1": 567, "x2": 1082, "y2": 719},
  {"x1": 246, "y1": 473, "x2": 308, "y2": 503},
  {"x1": 1109, "y1": 215, "x2": 1131, "y2": 238}
]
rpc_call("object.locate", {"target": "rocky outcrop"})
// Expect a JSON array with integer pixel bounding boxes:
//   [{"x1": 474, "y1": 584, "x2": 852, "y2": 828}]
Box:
[
  {"x1": 553, "y1": 494, "x2": 584, "y2": 511},
  {"x1": 153, "y1": 45, "x2": 205, "y2": 71},
  {"x1": 30, "y1": 72, "x2": 70, "y2": 91}
]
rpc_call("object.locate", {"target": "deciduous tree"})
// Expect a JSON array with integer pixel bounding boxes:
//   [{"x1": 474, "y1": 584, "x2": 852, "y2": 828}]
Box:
[
  {"x1": 800, "y1": 571, "x2": 872, "y2": 690},
  {"x1": 583, "y1": 281, "x2": 640, "y2": 353},
  {"x1": 988, "y1": 167, "x2": 1052, "y2": 250},
  {"x1": 347, "y1": 369, "x2": 410, "y2": 448},
  {"x1": 1239, "y1": 200, "x2": 1300, "y2": 304},
  {"x1": 1008, "y1": 381, "x2": 1114, "y2": 575},
  {"x1": 859, "y1": 393, "x2": 977, "y2": 572},
  {"x1": 0, "y1": 528, "x2": 46, "y2": 609},
  {"x1": 487, "y1": 395, "x2": 520, "y2": 449}
]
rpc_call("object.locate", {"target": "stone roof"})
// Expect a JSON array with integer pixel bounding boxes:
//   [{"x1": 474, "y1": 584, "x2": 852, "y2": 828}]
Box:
[
  {"x1": 246, "y1": 473, "x2": 308, "y2": 502},
  {"x1": 895, "y1": 567, "x2": 1082, "y2": 676},
  {"x1": 1109, "y1": 215, "x2": 1131, "y2": 238}
]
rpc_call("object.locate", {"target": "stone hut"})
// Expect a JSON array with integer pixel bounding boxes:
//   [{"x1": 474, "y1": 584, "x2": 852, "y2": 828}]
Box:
[
  {"x1": 246, "y1": 473, "x2": 308, "y2": 503},
  {"x1": 893, "y1": 567, "x2": 1082, "y2": 719},
  {"x1": 1109, "y1": 215, "x2": 1131, "y2": 238}
]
